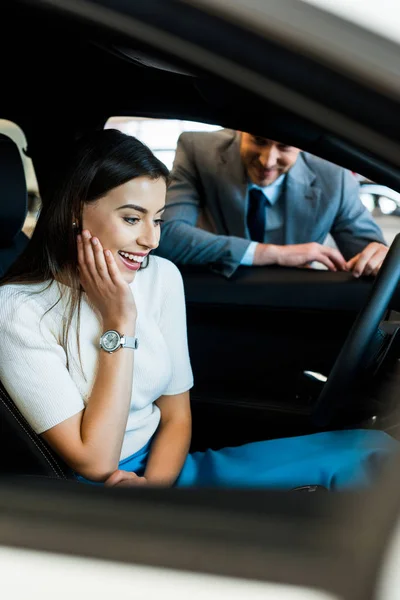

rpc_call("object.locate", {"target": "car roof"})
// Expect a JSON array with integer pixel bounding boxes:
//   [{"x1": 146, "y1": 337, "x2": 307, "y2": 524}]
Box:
[
  {"x1": 302, "y1": 0, "x2": 400, "y2": 44},
  {"x1": 2, "y1": 0, "x2": 400, "y2": 192}
]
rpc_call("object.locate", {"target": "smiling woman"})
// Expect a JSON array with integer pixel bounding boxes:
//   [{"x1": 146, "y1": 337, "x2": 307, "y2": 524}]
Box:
[
  {"x1": 81, "y1": 176, "x2": 166, "y2": 281},
  {"x1": 0, "y1": 129, "x2": 169, "y2": 348}
]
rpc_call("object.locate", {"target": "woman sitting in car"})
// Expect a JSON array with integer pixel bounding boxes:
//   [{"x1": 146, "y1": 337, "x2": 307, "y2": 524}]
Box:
[{"x1": 0, "y1": 129, "x2": 396, "y2": 489}]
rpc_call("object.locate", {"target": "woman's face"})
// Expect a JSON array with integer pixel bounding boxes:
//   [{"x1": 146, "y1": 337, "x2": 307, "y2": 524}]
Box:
[{"x1": 82, "y1": 176, "x2": 166, "y2": 283}]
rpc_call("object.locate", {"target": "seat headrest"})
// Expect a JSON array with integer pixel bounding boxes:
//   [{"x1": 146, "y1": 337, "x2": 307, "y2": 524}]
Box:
[{"x1": 0, "y1": 134, "x2": 28, "y2": 247}]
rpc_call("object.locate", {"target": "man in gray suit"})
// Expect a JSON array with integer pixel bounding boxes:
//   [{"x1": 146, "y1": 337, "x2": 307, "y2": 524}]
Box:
[{"x1": 156, "y1": 129, "x2": 388, "y2": 278}]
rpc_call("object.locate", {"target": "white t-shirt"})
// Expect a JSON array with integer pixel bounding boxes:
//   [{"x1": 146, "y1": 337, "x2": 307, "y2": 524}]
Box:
[{"x1": 0, "y1": 256, "x2": 193, "y2": 460}]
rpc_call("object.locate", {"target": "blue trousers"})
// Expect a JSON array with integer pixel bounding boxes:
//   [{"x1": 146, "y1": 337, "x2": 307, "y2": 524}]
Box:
[{"x1": 77, "y1": 429, "x2": 398, "y2": 490}]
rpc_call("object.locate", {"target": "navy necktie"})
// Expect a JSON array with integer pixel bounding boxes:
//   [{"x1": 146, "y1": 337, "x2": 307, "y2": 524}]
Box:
[{"x1": 247, "y1": 188, "x2": 267, "y2": 243}]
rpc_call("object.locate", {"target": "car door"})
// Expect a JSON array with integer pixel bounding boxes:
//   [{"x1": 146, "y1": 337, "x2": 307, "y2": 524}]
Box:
[{"x1": 2, "y1": 3, "x2": 400, "y2": 600}]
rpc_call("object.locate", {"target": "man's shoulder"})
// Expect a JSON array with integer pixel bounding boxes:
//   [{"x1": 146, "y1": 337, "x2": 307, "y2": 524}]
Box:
[
  {"x1": 299, "y1": 152, "x2": 347, "y2": 179},
  {"x1": 178, "y1": 128, "x2": 237, "y2": 151},
  {"x1": 295, "y1": 153, "x2": 358, "y2": 202}
]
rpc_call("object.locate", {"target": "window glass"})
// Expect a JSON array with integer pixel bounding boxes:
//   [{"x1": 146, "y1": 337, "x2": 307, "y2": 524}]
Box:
[
  {"x1": 105, "y1": 117, "x2": 400, "y2": 253},
  {"x1": 357, "y1": 175, "x2": 400, "y2": 245},
  {"x1": 105, "y1": 117, "x2": 222, "y2": 170}
]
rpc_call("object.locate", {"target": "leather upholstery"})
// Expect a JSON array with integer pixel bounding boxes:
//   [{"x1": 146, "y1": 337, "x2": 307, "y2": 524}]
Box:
[
  {"x1": 0, "y1": 134, "x2": 74, "y2": 479},
  {"x1": 0, "y1": 381, "x2": 74, "y2": 478},
  {"x1": 0, "y1": 133, "x2": 29, "y2": 276}
]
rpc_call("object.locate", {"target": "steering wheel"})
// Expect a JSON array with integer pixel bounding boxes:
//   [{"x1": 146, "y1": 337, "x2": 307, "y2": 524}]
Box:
[{"x1": 313, "y1": 233, "x2": 400, "y2": 427}]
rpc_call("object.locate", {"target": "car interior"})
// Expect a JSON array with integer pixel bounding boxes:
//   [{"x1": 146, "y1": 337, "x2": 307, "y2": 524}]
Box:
[
  {"x1": 1, "y1": 0, "x2": 400, "y2": 474},
  {"x1": 1, "y1": 2, "x2": 400, "y2": 599}
]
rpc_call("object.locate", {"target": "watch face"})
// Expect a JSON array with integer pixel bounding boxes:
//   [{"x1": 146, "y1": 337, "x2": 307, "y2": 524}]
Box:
[{"x1": 101, "y1": 331, "x2": 120, "y2": 352}]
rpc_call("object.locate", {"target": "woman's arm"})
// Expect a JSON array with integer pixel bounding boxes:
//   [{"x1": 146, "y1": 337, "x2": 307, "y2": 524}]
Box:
[
  {"x1": 42, "y1": 337, "x2": 135, "y2": 482},
  {"x1": 42, "y1": 231, "x2": 137, "y2": 481},
  {"x1": 105, "y1": 261, "x2": 194, "y2": 488},
  {"x1": 145, "y1": 392, "x2": 191, "y2": 485},
  {"x1": 105, "y1": 391, "x2": 191, "y2": 487}
]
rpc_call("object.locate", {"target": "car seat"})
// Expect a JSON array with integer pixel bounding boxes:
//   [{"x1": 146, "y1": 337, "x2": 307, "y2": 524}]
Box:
[
  {"x1": 0, "y1": 133, "x2": 29, "y2": 276},
  {"x1": 0, "y1": 133, "x2": 73, "y2": 478}
]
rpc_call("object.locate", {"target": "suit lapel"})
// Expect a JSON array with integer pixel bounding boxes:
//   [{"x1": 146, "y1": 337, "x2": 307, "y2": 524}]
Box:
[
  {"x1": 216, "y1": 131, "x2": 249, "y2": 237},
  {"x1": 283, "y1": 154, "x2": 321, "y2": 244}
]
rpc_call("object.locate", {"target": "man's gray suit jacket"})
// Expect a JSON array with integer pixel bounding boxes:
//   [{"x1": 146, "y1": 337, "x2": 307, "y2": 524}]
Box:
[{"x1": 156, "y1": 129, "x2": 385, "y2": 277}]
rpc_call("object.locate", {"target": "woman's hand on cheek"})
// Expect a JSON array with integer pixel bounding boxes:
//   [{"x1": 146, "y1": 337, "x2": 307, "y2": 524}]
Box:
[
  {"x1": 104, "y1": 469, "x2": 148, "y2": 487},
  {"x1": 77, "y1": 230, "x2": 137, "y2": 332}
]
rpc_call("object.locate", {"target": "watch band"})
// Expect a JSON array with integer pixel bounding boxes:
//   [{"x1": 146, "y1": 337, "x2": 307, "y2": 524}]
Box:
[{"x1": 121, "y1": 335, "x2": 139, "y2": 350}]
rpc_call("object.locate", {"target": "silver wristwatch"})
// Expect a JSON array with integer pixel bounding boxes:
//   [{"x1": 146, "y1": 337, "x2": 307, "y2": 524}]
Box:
[{"x1": 99, "y1": 330, "x2": 139, "y2": 354}]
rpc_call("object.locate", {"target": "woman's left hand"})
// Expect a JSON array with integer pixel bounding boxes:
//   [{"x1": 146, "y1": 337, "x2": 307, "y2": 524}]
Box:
[{"x1": 104, "y1": 469, "x2": 148, "y2": 487}]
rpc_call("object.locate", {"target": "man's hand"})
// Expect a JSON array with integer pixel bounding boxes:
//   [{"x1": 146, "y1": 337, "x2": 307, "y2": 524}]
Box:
[
  {"x1": 254, "y1": 242, "x2": 348, "y2": 272},
  {"x1": 346, "y1": 242, "x2": 388, "y2": 278},
  {"x1": 104, "y1": 469, "x2": 148, "y2": 488}
]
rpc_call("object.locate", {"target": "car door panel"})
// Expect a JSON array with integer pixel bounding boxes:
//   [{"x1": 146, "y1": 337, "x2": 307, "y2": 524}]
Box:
[{"x1": 182, "y1": 267, "x2": 400, "y2": 448}]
